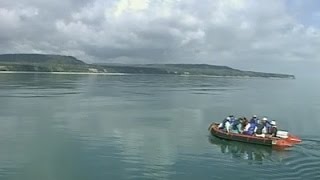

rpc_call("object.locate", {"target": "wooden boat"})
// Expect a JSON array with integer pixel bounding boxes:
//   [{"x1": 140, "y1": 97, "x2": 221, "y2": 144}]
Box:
[{"x1": 208, "y1": 122, "x2": 301, "y2": 148}]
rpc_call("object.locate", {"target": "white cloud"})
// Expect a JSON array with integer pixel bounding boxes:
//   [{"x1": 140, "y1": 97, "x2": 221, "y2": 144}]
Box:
[
  {"x1": 0, "y1": 0, "x2": 320, "y2": 73},
  {"x1": 0, "y1": 8, "x2": 20, "y2": 29},
  {"x1": 0, "y1": 7, "x2": 37, "y2": 30},
  {"x1": 114, "y1": 0, "x2": 149, "y2": 16}
]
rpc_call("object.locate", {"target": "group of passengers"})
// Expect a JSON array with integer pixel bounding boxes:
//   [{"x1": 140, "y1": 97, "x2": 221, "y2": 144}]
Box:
[{"x1": 218, "y1": 115, "x2": 278, "y2": 137}]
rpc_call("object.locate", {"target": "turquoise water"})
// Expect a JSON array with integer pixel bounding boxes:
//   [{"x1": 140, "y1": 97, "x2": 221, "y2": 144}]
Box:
[{"x1": 0, "y1": 73, "x2": 319, "y2": 179}]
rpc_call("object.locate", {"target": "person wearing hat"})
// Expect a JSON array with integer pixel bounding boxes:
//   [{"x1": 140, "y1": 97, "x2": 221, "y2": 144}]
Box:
[
  {"x1": 243, "y1": 118, "x2": 257, "y2": 136},
  {"x1": 229, "y1": 115, "x2": 236, "y2": 124},
  {"x1": 229, "y1": 115, "x2": 241, "y2": 133},
  {"x1": 261, "y1": 117, "x2": 272, "y2": 134},
  {"x1": 270, "y1": 120, "x2": 278, "y2": 137},
  {"x1": 219, "y1": 116, "x2": 231, "y2": 132},
  {"x1": 255, "y1": 118, "x2": 266, "y2": 136},
  {"x1": 250, "y1": 115, "x2": 259, "y2": 124}
]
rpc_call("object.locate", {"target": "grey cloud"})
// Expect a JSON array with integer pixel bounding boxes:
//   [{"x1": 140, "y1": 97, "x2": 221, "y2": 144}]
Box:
[{"x1": 0, "y1": 0, "x2": 319, "y2": 74}]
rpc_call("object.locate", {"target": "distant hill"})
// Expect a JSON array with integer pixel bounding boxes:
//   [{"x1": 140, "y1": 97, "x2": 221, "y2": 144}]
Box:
[
  {"x1": 0, "y1": 54, "x2": 85, "y2": 65},
  {"x1": 98, "y1": 63, "x2": 295, "y2": 78},
  {"x1": 0, "y1": 54, "x2": 295, "y2": 78}
]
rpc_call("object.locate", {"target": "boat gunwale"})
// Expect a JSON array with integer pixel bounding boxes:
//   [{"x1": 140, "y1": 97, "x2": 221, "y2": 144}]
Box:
[{"x1": 209, "y1": 122, "x2": 281, "y2": 145}]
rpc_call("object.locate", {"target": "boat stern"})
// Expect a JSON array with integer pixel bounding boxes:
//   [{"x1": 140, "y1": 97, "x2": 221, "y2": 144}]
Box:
[
  {"x1": 272, "y1": 139, "x2": 294, "y2": 148},
  {"x1": 287, "y1": 134, "x2": 302, "y2": 144}
]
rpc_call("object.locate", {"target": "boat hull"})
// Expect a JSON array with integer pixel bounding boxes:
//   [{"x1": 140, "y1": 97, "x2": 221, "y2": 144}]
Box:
[
  {"x1": 287, "y1": 134, "x2": 302, "y2": 144},
  {"x1": 208, "y1": 123, "x2": 294, "y2": 148}
]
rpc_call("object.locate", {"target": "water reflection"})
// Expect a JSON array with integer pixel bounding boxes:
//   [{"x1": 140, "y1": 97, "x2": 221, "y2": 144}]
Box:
[
  {"x1": 1, "y1": 73, "x2": 319, "y2": 179},
  {"x1": 0, "y1": 73, "x2": 85, "y2": 90},
  {"x1": 208, "y1": 137, "x2": 288, "y2": 164}
]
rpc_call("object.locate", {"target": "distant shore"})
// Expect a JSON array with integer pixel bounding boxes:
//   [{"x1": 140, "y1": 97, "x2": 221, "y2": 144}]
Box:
[
  {"x1": 0, "y1": 71, "x2": 295, "y2": 80},
  {"x1": 0, "y1": 54, "x2": 295, "y2": 79},
  {"x1": 0, "y1": 71, "x2": 129, "y2": 75}
]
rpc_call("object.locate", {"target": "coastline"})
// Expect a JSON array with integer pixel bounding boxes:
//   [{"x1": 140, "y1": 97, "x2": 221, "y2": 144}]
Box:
[
  {"x1": 0, "y1": 71, "x2": 295, "y2": 79},
  {"x1": 0, "y1": 54, "x2": 296, "y2": 79},
  {"x1": 0, "y1": 71, "x2": 129, "y2": 75}
]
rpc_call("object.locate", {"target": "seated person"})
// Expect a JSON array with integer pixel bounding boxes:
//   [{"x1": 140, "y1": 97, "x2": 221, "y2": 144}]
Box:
[
  {"x1": 255, "y1": 119, "x2": 266, "y2": 137},
  {"x1": 219, "y1": 116, "x2": 232, "y2": 133},
  {"x1": 264, "y1": 120, "x2": 278, "y2": 138},
  {"x1": 230, "y1": 118, "x2": 241, "y2": 133},
  {"x1": 225, "y1": 120, "x2": 231, "y2": 133},
  {"x1": 219, "y1": 116, "x2": 231, "y2": 129},
  {"x1": 243, "y1": 121, "x2": 256, "y2": 136},
  {"x1": 229, "y1": 115, "x2": 236, "y2": 124},
  {"x1": 270, "y1": 120, "x2": 278, "y2": 137},
  {"x1": 249, "y1": 115, "x2": 259, "y2": 125},
  {"x1": 261, "y1": 117, "x2": 272, "y2": 134},
  {"x1": 240, "y1": 117, "x2": 248, "y2": 132}
]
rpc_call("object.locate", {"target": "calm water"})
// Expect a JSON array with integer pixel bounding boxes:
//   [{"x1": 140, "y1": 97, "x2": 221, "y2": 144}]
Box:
[{"x1": 0, "y1": 73, "x2": 320, "y2": 180}]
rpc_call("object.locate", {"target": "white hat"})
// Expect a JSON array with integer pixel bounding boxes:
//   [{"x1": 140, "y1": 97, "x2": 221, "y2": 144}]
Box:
[
  {"x1": 226, "y1": 117, "x2": 231, "y2": 120},
  {"x1": 271, "y1": 120, "x2": 276, "y2": 126},
  {"x1": 253, "y1": 115, "x2": 257, "y2": 118},
  {"x1": 262, "y1": 117, "x2": 268, "y2": 121}
]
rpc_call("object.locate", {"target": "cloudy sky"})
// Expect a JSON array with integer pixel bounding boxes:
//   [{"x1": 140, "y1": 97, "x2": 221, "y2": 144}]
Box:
[{"x1": 1, "y1": 0, "x2": 319, "y2": 75}]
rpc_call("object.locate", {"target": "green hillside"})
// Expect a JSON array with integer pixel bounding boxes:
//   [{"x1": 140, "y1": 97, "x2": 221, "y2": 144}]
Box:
[
  {"x1": 0, "y1": 54, "x2": 85, "y2": 65},
  {"x1": 0, "y1": 54, "x2": 295, "y2": 78}
]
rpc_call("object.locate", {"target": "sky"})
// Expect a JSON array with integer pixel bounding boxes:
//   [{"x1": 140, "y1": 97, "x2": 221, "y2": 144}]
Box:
[{"x1": 0, "y1": 0, "x2": 319, "y2": 75}]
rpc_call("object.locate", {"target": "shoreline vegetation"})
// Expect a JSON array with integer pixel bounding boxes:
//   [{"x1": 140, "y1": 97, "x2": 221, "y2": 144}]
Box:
[{"x1": 0, "y1": 54, "x2": 295, "y2": 79}]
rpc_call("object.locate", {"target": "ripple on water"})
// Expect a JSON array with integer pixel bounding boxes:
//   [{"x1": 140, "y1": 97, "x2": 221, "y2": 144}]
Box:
[
  {"x1": 280, "y1": 139, "x2": 320, "y2": 179},
  {"x1": 207, "y1": 136, "x2": 320, "y2": 179}
]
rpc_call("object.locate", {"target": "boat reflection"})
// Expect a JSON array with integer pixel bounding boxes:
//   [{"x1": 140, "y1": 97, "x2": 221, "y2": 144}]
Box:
[{"x1": 208, "y1": 137, "x2": 288, "y2": 164}]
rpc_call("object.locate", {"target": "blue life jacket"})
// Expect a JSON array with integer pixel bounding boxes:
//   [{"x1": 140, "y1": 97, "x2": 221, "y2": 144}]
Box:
[
  {"x1": 250, "y1": 117, "x2": 258, "y2": 124},
  {"x1": 247, "y1": 123, "x2": 256, "y2": 135},
  {"x1": 256, "y1": 123, "x2": 264, "y2": 134},
  {"x1": 264, "y1": 121, "x2": 272, "y2": 134},
  {"x1": 230, "y1": 117, "x2": 236, "y2": 124},
  {"x1": 232, "y1": 119, "x2": 240, "y2": 130}
]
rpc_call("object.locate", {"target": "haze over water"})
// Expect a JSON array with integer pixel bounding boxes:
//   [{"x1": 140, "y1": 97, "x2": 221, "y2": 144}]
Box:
[{"x1": 0, "y1": 73, "x2": 319, "y2": 180}]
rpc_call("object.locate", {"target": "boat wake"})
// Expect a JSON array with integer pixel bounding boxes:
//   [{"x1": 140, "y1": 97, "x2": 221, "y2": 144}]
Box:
[
  {"x1": 279, "y1": 137, "x2": 320, "y2": 179},
  {"x1": 208, "y1": 136, "x2": 320, "y2": 179}
]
